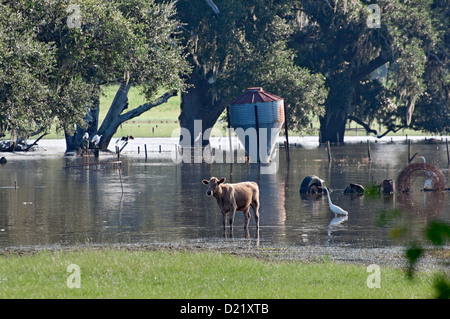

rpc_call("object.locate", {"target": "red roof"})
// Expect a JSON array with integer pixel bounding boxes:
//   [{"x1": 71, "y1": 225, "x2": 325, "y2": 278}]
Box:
[{"x1": 229, "y1": 87, "x2": 283, "y2": 105}]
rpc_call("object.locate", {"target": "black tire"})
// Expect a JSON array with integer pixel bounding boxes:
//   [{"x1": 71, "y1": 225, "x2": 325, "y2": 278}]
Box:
[{"x1": 299, "y1": 175, "x2": 324, "y2": 194}]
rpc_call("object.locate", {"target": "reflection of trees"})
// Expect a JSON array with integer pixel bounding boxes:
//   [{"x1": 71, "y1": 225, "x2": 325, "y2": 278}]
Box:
[
  {"x1": 398, "y1": 192, "x2": 446, "y2": 217},
  {"x1": 177, "y1": 162, "x2": 216, "y2": 236},
  {"x1": 0, "y1": 157, "x2": 138, "y2": 246},
  {"x1": 123, "y1": 160, "x2": 181, "y2": 236},
  {"x1": 2, "y1": 142, "x2": 446, "y2": 248}
]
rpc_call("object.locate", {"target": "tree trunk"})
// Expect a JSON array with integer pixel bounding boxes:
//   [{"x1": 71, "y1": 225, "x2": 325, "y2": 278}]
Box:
[
  {"x1": 97, "y1": 83, "x2": 131, "y2": 149},
  {"x1": 178, "y1": 69, "x2": 224, "y2": 147},
  {"x1": 319, "y1": 77, "x2": 356, "y2": 144},
  {"x1": 96, "y1": 84, "x2": 177, "y2": 149},
  {"x1": 319, "y1": 113, "x2": 347, "y2": 144},
  {"x1": 64, "y1": 98, "x2": 100, "y2": 153},
  {"x1": 64, "y1": 82, "x2": 177, "y2": 153}
]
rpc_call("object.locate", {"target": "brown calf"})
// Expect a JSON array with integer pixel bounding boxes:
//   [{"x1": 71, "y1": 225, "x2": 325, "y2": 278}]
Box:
[{"x1": 202, "y1": 177, "x2": 260, "y2": 230}]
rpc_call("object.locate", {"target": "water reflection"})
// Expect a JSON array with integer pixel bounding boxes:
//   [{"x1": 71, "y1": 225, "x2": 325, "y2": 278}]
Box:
[
  {"x1": 327, "y1": 215, "x2": 349, "y2": 244},
  {"x1": 0, "y1": 138, "x2": 448, "y2": 250},
  {"x1": 398, "y1": 191, "x2": 446, "y2": 216}
]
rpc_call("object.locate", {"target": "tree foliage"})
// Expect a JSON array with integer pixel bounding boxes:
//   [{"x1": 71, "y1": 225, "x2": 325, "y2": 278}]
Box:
[
  {"x1": 410, "y1": 0, "x2": 449, "y2": 134},
  {"x1": 289, "y1": 0, "x2": 447, "y2": 142},
  {"x1": 175, "y1": 0, "x2": 328, "y2": 145},
  {"x1": 0, "y1": 0, "x2": 191, "y2": 150},
  {"x1": 0, "y1": 3, "x2": 59, "y2": 140},
  {"x1": 1, "y1": 0, "x2": 447, "y2": 149}
]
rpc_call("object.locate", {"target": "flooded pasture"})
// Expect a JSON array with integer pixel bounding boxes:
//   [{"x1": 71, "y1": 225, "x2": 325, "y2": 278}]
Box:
[{"x1": 0, "y1": 137, "x2": 449, "y2": 263}]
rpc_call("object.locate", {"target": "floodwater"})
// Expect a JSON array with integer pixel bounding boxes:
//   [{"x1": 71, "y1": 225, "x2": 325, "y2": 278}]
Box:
[{"x1": 0, "y1": 136, "x2": 449, "y2": 252}]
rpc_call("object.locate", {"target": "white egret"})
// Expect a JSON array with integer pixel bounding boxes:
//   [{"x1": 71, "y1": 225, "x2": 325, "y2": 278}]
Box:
[
  {"x1": 82, "y1": 132, "x2": 89, "y2": 140},
  {"x1": 418, "y1": 156, "x2": 433, "y2": 190},
  {"x1": 194, "y1": 132, "x2": 202, "y2": 144},
  {"x1": 91, "y1": 134, "x2": 102, "y2": 147},
  {"x1": 323, "y1": 186, "x2": 348, "y2": 216}
]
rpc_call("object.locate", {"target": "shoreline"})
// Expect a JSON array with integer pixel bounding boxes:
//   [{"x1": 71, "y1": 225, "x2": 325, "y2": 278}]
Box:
[
  {"x1": 1, "y1": 134, "x2": 449, "y2": 157},
  {"x1": 1, "y1": 240, "x2": 448, "y2": 273}
]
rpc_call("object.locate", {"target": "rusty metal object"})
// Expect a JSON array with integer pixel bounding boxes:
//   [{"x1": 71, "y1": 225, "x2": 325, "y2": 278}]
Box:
[{"x1": 396, "y1": 162, "x2": 446, "y2": 193}]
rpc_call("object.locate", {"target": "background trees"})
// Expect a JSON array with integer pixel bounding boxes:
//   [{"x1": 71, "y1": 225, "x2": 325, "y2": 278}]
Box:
[
  {"x1": 1, "y1": 0, "x2": 448, "y2": 150},
  {"x1": 410, "y1": 0, "x2": 449, "y2": 135},
  {"x1": 176, "y1": 0, "x2": 448, "y2": 145},
  {"x1": 0, "y1": 1, "x2": 84, "y2": 150},
  {"x1": 58, "y1": 0, "x2": 191, "y2": 151},
  {"x1": 1, "y1": 0, "x2": 191, "y2": 152},
  {"x1": 175, "y1": 0, "x2": 327, "y2": 146},
  {"x1": 288, "y1": 0, "x2": 445, "y2": 143}
]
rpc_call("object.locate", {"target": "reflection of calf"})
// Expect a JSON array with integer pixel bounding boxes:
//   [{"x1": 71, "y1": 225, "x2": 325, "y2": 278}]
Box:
[{"x1": 202, "y1": 177, "x2": 260, "y2": 230}]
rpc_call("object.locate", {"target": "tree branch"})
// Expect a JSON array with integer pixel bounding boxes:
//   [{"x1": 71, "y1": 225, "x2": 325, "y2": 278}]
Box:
[
  {"x1": 427, "y1": 50, "x2": 449, "y2": 69},
  {"x1": 352, "y1": 54, "x2": 389, "y2": 83},
  {"x1": 24, "y1": 133, "x2": 48, "y2": 152},
  {"x1": 347, "y1": 115, "x2": 378, "y2": 135},
  {"x1": 377, "y1": 125, "x2": 406, "y2": 138},
  {"x1": 119, "y1": 90, "x2": 177, "y2": 122},
  {"x1": 204, "y1": 0, "x2": 220, "y2": 15}
]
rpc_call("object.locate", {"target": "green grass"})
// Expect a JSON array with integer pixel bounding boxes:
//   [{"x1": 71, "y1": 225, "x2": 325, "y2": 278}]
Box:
[
  {"x1": 95, "y1": 85, "x2": 430, "y2": 139},
  {"x1": 44, "y1": 85, "x2": 182, "y2": 139},
  {"x1": 0, "y1": 248, "x2": 438, "y2": 299},
  {"x1": 38, "y1": 84, "x2": 429, "y2": 139},
  {"x1": 100, "y1": 85, "x2": 227, "y2": 138},
  {"x1": 99, "y1": 85, "x2": 182, "y2": 122}
]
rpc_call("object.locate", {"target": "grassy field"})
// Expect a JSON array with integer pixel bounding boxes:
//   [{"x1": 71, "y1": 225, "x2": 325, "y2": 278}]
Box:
[
  {"x1": 45, "y1": 85, "x2": 184, "y2": 139},
  {"x1": 99, "y1": 85, "x2": 186, "y2": 138},
  {"x1": 0, "y1": 248, "x2": 439, "y2": 299},
  {"x1": 43, "y1": 84, "x2": 428, "y2": 140}
]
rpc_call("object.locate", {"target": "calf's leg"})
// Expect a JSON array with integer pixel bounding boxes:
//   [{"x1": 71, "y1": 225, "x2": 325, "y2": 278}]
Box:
[
  {"x1": 243, "y1": 208, "x2": 251, "y2": 229},
  {"x1": 222, "y1": 212, "x2": 227, "y2": 230},
  {"x1": 229, "y1": 207, "x2": 236, "y2": 230},
  {"x1": 251, "y1": 201, "x2": 260, "y2": 228}
]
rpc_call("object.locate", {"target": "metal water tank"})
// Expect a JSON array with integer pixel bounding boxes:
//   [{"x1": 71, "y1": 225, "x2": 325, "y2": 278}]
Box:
[{"x1": 228, "y1": 87, "x2": 284, "y2": 163}]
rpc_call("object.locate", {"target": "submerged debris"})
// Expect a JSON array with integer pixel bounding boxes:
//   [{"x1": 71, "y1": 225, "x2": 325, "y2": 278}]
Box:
[
  {"x1": 0, "y1": 133, "x2": 47, "y2": 152},
  {"x1": 299, "y1": 175, "x2": 324, "y2": 194},
  {"x1": 344, "y1": 183, "x2": 365, "y2": 195},
  {"x1": 382, "y1": 179, "x2": 395, "y2": 194},
  {"x1": 0, "y1": 140, "x2": 30, "y2": 152}
]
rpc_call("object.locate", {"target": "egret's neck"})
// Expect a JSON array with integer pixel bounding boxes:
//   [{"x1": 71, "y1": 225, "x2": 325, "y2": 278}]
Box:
[{"x1": 325, "y1": 188, "x2": 333, "y2": 206}]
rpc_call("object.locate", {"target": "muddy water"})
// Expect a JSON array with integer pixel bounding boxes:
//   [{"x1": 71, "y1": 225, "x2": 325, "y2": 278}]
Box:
[{"x1": 0, "y1": 137, "x2": 449, "y2": 251}]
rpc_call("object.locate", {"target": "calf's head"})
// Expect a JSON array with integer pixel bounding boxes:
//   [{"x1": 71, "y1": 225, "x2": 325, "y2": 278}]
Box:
[{"x1": 202, "y1": 177, "x2": 226, "y2": 196}]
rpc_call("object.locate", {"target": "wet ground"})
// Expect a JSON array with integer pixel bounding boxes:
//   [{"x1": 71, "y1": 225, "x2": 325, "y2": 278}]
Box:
[{"x1": 0, "y1": 136, "x2": 449, "y2": 269}]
